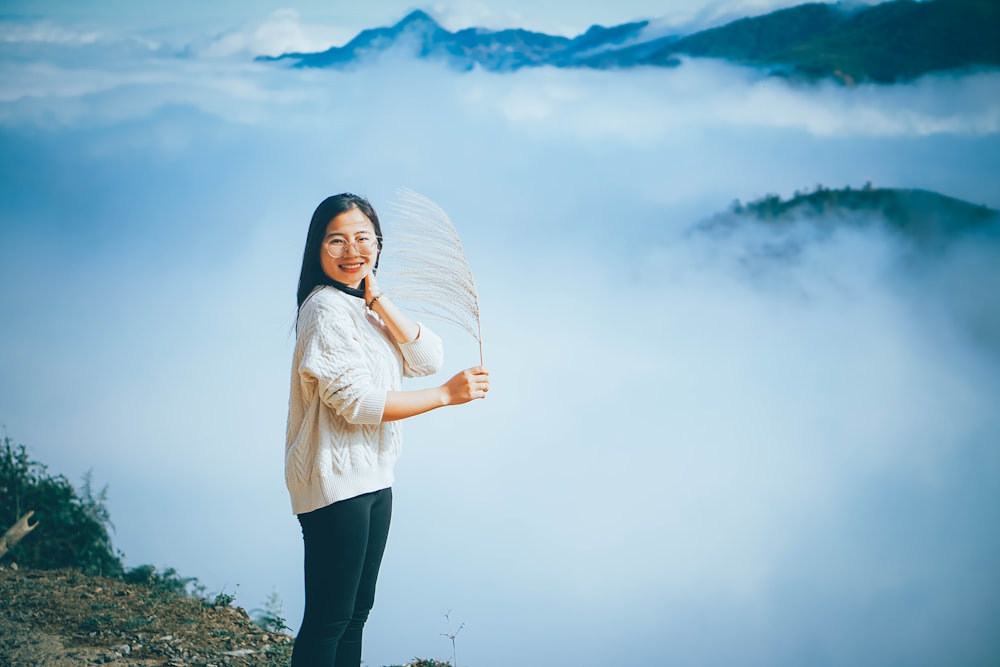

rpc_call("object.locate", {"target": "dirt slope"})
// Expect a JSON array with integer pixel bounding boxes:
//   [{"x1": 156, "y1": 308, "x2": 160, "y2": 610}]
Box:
[{"x1": 0, "y1": 565, "x2": 292, "y2": 666}]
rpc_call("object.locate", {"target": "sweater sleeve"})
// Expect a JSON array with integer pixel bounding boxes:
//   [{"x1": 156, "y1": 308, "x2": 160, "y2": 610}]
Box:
[
  {"x1": 398, "y1": 323, "x2": 445, "y2": 378},
  {"x1": 297, "y1": 299, "x2": 386, "y2": 425}
]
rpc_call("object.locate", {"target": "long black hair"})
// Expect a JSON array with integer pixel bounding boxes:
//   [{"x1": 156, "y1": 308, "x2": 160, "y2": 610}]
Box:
[{"x1": 296, "y1": 193, "x2": 383, "y2": 310}]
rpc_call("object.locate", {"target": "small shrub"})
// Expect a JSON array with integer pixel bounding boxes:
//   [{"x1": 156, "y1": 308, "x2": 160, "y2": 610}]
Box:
[
  {"x1": 213, "y1": 585, "x2": 237, "y2": 608},
  {"x1": 252, "y1": 588, "x2": 292, "y2": 634},
  {"x1": 124, "y1": 564, "x2": 200, "y2": 598},
  {"x1": 0, "y1": 434, "x2": 123, "y2": 577}
]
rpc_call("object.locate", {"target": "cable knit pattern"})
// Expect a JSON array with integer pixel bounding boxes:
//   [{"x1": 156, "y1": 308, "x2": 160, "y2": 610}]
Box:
[{"x1": 285, "y1": 286, "x2": 444, "y2": 515}]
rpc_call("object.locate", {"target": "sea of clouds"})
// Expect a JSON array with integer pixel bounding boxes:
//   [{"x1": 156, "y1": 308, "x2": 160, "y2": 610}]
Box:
[{"x1": 1, "y1": 10, "x2": 999, "y2": 667}]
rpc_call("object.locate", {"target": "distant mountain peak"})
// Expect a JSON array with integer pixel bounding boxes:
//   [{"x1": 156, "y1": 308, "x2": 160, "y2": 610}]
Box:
[{"x1": 395, "y1": 9, "x2": 440, "y2": 29}]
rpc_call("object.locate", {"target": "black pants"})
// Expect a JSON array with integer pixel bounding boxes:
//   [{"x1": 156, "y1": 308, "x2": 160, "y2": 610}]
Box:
[{"x1": 291, "y1": 487, "x2": 392, "y2": 667}]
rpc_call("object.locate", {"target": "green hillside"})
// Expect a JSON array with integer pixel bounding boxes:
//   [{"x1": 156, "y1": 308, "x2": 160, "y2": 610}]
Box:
[
  {"x1": 710, "y1": 185, "x2": 999, "y2": 245},
  {"x1": 595, "y1": 0, "x2": 1000, "y2": 82},
  {"x1": 769, "y1": 0, "x2": 1000, "y2": 82}
]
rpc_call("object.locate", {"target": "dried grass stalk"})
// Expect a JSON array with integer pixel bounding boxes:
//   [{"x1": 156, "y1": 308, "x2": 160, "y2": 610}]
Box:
[{"x1": 381, "y1": 188, "x2": 484, "y2": 364}]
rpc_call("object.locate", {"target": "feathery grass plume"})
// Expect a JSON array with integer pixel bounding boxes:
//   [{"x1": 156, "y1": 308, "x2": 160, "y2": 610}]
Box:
[{"x1": 380, "y1": 188, "x2": 484, "y2": 364}]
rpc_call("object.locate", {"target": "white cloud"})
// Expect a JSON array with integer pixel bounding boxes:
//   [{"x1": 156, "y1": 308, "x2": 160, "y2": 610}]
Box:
[
  {"x1": 430, "y1": 0, "x2": 530, "y2": 32},
  {"x1": 0, "y1": 18, "x2": 162, "y2": 52},
  {"x1": 189, "y1": 9, "x2": 353, "y2": 58},
  {"x1": 4, "y1": 42, "x2": 998, "y2": 144},
  {"x1": 464, "y1": 60, "x2": 1000, "y2": 140},
  {"x1": 0, "y1": 20, "x2": 104, "y2": 45}
]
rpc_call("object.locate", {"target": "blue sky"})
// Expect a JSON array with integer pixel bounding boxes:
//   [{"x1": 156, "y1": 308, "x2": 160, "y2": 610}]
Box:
[
  {"x1": 1, "y1": 2, "x2": 999, "y2": 666},
  {"x1": 0, "y1": 0, "x2": 835, "y2": 36}
]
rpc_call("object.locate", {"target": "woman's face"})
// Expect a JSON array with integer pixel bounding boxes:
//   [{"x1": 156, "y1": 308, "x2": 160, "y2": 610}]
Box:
[{"x1": 319, "y1": 207, "x2": 379, "y2": 288}]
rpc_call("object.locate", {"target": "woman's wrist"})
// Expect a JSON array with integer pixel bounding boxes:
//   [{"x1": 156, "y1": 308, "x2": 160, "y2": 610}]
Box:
[
  {"x1": 382, "y1": 386, "x2": 451, "y2": 422},
  {"x1": 437, "y1": 384, "x2": 452, "y2": 407}
]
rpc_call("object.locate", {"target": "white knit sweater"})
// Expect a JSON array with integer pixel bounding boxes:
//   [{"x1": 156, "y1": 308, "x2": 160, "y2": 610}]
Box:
[{"x1": 285, "y1": 286, "x2": 444, "y2": 515}]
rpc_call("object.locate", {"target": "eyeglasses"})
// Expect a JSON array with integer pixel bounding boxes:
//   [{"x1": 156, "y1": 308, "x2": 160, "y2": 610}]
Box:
[{"x1": 324, "y1": 236, "x2": 379, "y2": 258}]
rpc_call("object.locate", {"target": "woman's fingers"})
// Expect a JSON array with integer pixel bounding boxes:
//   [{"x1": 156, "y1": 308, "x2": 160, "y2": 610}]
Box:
[
  {"x1": 364, "y1": 270, "x2": 379, "y2": 297},
  {"x1": 470, "y1": 366, "x2": 490, "y2": 398},
  {"x1": 444, "y1": 366, "x2": 490, "y2": 404}
]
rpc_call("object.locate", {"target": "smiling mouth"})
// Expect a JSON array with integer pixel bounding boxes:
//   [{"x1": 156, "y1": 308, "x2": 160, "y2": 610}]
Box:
[{"x1": 339, "y1": 262, "x2": 364, "y2": 271}]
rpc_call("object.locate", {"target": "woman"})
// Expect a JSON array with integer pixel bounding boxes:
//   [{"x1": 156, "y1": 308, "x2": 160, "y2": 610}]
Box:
[{"x1": 285, "y1": 193, "x2": 489, "y2": 667}]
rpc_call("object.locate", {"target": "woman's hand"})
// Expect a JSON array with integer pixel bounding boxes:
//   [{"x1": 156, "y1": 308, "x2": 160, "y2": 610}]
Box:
[
  {"x1": 442, "y1": 366, "x2": 490, "y2": 405},
  {"x1": 382, "y1": 366, "x2": 491, "y2": 421},
  {"x1": 364, "y1": 269, "x2": 382, "y2": 308}
]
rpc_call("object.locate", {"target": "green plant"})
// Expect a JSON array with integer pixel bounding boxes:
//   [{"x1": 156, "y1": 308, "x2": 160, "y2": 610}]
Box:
[
  {"x1": 123, "y1": 564, "x2": 200, "y2": 598},
  {"x1": 212, "y1": 583, "x2": 238, "y2": 608},
  {"x1": 0, "y1": 432, "x2": 123, "y2": 577},
  {"x1": 252, "y1": 588, "x2": 292, "y2": 633}
]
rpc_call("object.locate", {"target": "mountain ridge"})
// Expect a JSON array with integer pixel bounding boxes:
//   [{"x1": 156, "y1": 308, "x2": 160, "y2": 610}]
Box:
[{"x1": 259, "y1": 0, "x2": 1000, "y2": 83}]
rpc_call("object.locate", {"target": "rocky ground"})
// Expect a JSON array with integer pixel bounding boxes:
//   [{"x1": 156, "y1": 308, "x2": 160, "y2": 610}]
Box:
[{"x1": 0, "y1": 564, "x2": 293, "y2": 666}]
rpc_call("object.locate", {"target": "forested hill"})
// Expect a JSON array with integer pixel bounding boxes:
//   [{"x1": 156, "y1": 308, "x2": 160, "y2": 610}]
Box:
[
  {"x1": 588, "y1": 0, "x2": 1000, "y2": 83},
  {"x1": 261, "y1": 0, "x2": 1000, "y2": 83},
  {"x1": 703, "y1": 185, "x2": 999, "y2": 246}
]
